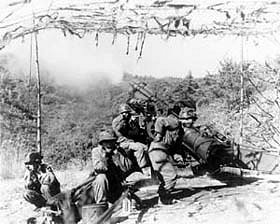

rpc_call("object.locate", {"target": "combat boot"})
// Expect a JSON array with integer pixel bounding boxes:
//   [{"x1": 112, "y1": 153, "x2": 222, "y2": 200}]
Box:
[{"x1": 158, "y1": 190, "x2": 178, "y2": 205}]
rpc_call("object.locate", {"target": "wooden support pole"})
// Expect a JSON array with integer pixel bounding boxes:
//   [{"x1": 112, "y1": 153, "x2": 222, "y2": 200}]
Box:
[
  {"x1": 34, "y1": 31, "x2": 42, "y2": 154},
  {"x1": 240, "y1": 34, "x2": 244, "y2": 145}
]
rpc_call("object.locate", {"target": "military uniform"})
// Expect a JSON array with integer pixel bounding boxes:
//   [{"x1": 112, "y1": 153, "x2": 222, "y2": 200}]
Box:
[
  {"x1": 40, "y1": 165, "x2": 61, "y2": 201},
  {"x1": 23, "y1": 152, "x2": 61, "y2": 208},
  {"x1": 89, "y1": 145, "x2": 124, "y2": 204},
  {"x1": 77, "y1": 130, "x2": 132, "y2": 207},
  {"x1": 148, "y1": 114, "x2": 184, "y2": 204},
  {"x1": 112, "y1": 104, "x2": 149, "y2": 170},
  {"x1": 23, "y1": 169, "x2": 47, "y2": 208}
]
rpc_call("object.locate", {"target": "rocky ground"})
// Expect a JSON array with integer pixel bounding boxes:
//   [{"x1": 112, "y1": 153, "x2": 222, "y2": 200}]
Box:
[
  {"x1": 1, "y1": 168, "x2": 280, "y2": 224},
  {"x1": 127, "y1": 174, "x2": 280, "y2": 224},
  {"x1": 0, "y1": 170, "x2": 89, "y2": 224}
]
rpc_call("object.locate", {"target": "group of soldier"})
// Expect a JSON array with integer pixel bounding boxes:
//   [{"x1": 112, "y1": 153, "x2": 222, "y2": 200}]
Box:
[{"x1": 23, "y1": 100, "x2": 199, "y2": 221}]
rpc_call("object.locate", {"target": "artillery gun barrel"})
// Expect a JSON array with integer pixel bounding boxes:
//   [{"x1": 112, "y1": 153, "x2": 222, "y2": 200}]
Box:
[
  {"x1": 182, "y1": 127, "x2": 215, "y2": 164},
  {"x1": 129, "y1": 81, "x2": 166, "y2": 105},
  {"x1": 181, "y1": 142, "x2": 205, "y2": 164},
  {"x1": 129, "y1": 81, "x2": 155, "y2": 100},
  {"x1": 181, "y1": 126, "x2": 251, "y2": 170},
  {"x1": 239, "y1": 144, "x2": 279, "y2": 155}
]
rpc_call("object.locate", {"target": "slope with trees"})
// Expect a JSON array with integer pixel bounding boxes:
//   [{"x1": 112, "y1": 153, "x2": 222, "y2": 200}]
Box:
[{"x1": 0, "y1": 55, "x2": 279, "y2": 176}]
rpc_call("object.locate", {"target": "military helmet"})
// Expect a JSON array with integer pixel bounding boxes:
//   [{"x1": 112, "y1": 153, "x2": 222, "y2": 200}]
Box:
[
  {"x1": 175, "y1": 99, "x2": 196, "y2": 111},
  {"x1": 119, "y1": 103, "x2": 132, "y2": 114},
  {"x1": 24, "y1": 152, "x2": 43, "y2": 165},
  {"x1": 98, "y1": 130, "x2": 117, "y2": 143},
  {"x1": 179, "y1": 107, "x2": 197, "y2": 120}
]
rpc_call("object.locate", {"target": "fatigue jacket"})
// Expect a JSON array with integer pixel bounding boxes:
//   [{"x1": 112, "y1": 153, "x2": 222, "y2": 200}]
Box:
[
  {"x1": 24, "y1": 169, "x2": 41, "y2": 193},
  {"x1": 152, "y1": 114, "x2": 184, "y2": 152},
  {"x1": 40, "y1": 169, "x2": 61, "y2": 197},
  {"x1": 91, "y1": 145, "x2": 124, "y2": 202},
  {"x1": 91, "y1": 145, "x2": 128, "y2": 180},
  {"x1": 112, "y1": 114, "x2": 141, "y2": 143},
  {"x1": 91, "y1": 145, "x2": 110, "y2": 173}
]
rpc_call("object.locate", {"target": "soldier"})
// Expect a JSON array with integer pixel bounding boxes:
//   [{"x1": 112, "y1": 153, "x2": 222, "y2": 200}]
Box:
[
  {"x1": 112, "y1": 103, "x2": 150, "y2": 177},
  {"x1": 77, "y1": 130, "x2": 126, "y2": 207},
  {"x1": 40, "y1": 164, "x2": 61, "y2": 201},
  {"x1": 45, "y1": 131, "x2": 130, "y2": 224},
  {"x1": 23, "y1": 152, "x2": 61, "y2": 208},
  {"x1": 179, "y1": 103, "x2": 242, "y2": 172},
  {"x1": 179, "y1": 100, "x2": 227, "y2": 137},
  {"x1": 179, "y1": 104, "x2": 198, "y2": 129},
  {"x1": 148, "y1": 104, "x2": 184, "y2": 204}
]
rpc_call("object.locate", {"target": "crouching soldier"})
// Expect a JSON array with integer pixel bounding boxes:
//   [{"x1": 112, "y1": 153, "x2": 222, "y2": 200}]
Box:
[
  {"x1": 23, "y1": 152, "x2": 61, "y2": 208},
  {"x1": 112, "y1": 103, "x2": 150, "y2": 177},
  {"x1": 62, "y1": 130, "x2": 141, "y2": 223},
  {"x1": 77, "y1": 130, "x2": 128, "y2": 208},
  {"x1": 148, "y1": 105, "x2": 184, "y2": 204}
]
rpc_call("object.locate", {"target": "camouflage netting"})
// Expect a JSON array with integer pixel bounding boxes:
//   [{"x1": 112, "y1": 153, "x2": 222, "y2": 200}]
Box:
[{"x1": 1, "y1": 0, "x2": 280, "y2": 50}]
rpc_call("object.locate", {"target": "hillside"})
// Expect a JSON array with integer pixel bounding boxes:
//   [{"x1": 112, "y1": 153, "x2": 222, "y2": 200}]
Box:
[
  {"x1": 1, "y1": 56, "x2": 279, "y2": 173},
  {"x1": 0, "y1": 55, "x2": 280, "y2": 223}
]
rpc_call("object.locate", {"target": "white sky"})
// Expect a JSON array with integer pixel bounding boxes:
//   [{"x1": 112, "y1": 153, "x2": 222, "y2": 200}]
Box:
[{"x1": 1, "y1": 30, "x2": 280, "y2": 86}]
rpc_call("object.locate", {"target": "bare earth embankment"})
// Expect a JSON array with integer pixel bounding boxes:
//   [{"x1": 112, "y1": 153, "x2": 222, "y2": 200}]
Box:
[{"x1": 1, "y1": 169, "x2": 280, "y2": 224}]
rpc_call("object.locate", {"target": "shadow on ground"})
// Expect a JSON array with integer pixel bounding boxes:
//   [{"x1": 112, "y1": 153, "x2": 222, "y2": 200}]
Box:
[{"x1": 134, "y1": 173, "x2": 260, "y2": 223}]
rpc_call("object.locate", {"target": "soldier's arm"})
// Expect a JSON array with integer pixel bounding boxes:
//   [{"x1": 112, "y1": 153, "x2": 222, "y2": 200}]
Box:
[
  {"x1": 92, "y1": 149, "x2": 108, "y2": 173},
  {"x1": 40, "y1": 167, "x2": 57, "y2": 186},
  {"x1": 112, "y1": 117, "x2": 127, "y2": 139},
  {"x1": 153, "y1": 117, "x2": 166, "y2": 142},
  {"x1": 24, "y1": 170, "x2": 41, "y2": 190},
  {"x1": 24, "y1": 170, "x2": 32, "y2": 189}
]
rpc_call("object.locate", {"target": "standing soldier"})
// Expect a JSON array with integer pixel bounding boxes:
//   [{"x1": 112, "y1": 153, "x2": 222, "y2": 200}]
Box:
[
  {"x1": 23, "y1": 152, "x2": 61, "y2": 208},
  {"x1": 112, "y1": 103, "x2": 150, "y2": 177},
  {"x1": 148, "y1": 104, "x2": 184, "y2": 204}
]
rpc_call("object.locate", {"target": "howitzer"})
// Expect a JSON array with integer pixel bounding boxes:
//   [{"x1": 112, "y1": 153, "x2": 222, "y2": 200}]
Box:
[
  {"x1": 128, "y1": 81, "x2": 183, "y2": 140},
  {"x1": 127, "y1": 81, "x2": 159, "y2": 140},
  {"x1": 190, "y1": 125, "x2": 280, "y2": 170},
  {"x1": 128, "y1": 81, "x2": 174, "y2": 113},
  {"x1": 128, "y1": 81, "x2": 162, "y2": 117},
  {"x1": 181, "y1": 126, "x2": 249, "y2": 171},
  {"x1": 128, "y1": 81, "x2": 278, "y2": 175},
  {"x1": 128, "y1": 81, "x2": 158, "y2": 103}
]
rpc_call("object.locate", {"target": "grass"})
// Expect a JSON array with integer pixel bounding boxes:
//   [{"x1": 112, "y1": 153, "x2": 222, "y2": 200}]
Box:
[{"x1": 0, "y1": 144, "x2": 25, "y2": 180}]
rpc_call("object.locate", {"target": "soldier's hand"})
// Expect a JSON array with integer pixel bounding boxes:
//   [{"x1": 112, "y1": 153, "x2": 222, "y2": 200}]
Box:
[
  {"x1": 154, "y1": 133, "x2": 162, "y2": 142},
  {"x1": 25, "y1": 164, "x2": 32, "y2": 171},
  {"x1": 46, "y1": 165, "x2": 53, "y2": 173}
]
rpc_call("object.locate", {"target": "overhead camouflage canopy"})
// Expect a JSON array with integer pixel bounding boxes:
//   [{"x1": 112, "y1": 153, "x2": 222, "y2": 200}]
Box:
[{"x1": 1, "y1": 0, "x2": 280, "y2": 49}]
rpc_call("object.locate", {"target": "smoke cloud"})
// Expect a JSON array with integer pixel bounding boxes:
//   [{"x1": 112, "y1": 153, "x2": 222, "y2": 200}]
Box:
[
  {"x1": 0, "y1": 29, "x2": 279, "y2": 88},
  {"x1": 0, "y1": 30, "x2": 125, "y2": 87}
]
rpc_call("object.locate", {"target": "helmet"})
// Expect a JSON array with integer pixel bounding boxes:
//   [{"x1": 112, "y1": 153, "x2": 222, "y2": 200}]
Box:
[
  {"x1": 175, "y1": 99, "x2": 196, "y2": 111},
  {"x1": 24, "y1": 152, "x2": 43, "y2": 165},
  {"x1": 172, "y1": 105, "x2": 181, "y2": 116},
  {"x1": 119, "y1": 103, "x2": 132, "y2": 114},
  {"x1": 179, "y1": 108, "x2": 197, "y2": 120},
  {"x1": 98, "y1": 130, "x2": 117, "y2": 143}
]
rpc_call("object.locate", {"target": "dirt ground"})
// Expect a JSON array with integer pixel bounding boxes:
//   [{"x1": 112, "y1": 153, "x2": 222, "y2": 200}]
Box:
[{"x1": 1, "y1": 169, "x2": 280, "y2": 224}]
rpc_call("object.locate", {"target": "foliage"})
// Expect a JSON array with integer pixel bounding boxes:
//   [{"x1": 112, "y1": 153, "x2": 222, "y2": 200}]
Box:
[{"x1": 0, "y1": 55, "x2": 279, "y2": 174}]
